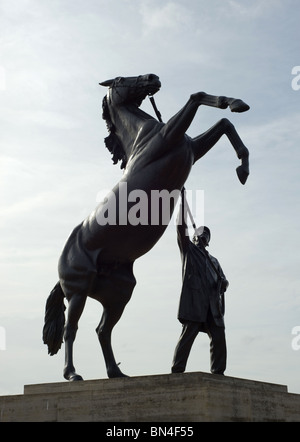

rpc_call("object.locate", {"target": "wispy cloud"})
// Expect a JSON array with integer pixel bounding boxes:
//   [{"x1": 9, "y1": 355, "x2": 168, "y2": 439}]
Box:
[
  {"x1": 139, "y1": 1, "x2": 192, "y2": 34},
  {"x1": 228, "y1": 0, "x2": 284, "y2": 18}
]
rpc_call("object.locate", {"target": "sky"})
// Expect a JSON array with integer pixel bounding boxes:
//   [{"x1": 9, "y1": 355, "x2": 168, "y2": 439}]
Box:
[{"x1": 0, "y1": 0, "x2": 300, "y2": 398}]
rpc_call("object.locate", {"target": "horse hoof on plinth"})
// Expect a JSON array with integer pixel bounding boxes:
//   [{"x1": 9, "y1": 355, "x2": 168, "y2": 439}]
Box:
[
  {"x1": 108, "y1": 366, "x2": 129, "y2": 378},
  {"x1": 64, "y1": 371, "x2": 84, "y2": 382}
]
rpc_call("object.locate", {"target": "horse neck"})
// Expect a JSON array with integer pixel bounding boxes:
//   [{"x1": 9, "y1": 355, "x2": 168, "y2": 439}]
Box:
[{"x1": 111, "y1": 103, "x2": 155, "y2": 156}]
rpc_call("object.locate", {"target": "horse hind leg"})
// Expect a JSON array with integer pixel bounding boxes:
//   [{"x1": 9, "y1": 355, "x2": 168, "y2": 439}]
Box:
[
  {"x1": 96, "y1": 299, "x2": 130, "y2": 378},
  {"x1": 222, "y1": 118, "x2": 249, "y2": 184},
  {"x1": 63, "y1": 293, "x2": 87, "y2": 381},
  {"x1": 192, "y1": 118, "x2": 249, "y2": 184}
]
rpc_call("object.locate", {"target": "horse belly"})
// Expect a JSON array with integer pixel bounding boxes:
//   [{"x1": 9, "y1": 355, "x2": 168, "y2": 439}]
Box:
[{"x1": 83, "y1": 217, "x2": 168, "y2": 263}]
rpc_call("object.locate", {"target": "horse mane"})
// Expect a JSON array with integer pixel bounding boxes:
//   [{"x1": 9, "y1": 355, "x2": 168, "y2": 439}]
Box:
[{"x1": 102, "y1": 96, "x2": 127, "y2": 170}]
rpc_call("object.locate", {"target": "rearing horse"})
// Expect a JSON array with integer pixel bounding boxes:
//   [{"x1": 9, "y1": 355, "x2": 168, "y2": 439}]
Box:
[{"x1": 43, "y1": 74, "x2": 250, "y2": 381}]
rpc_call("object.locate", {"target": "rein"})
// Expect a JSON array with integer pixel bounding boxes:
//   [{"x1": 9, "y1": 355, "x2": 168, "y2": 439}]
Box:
[
  {"x1": 148, "y1": 95, "x2": 224, "y2": 289},
  {"x1": 148, "y1": 96, "x2": 199, "y2": 233},
  {"x1": 149, "y1": 95, "x2": 163, "y2": 123}
]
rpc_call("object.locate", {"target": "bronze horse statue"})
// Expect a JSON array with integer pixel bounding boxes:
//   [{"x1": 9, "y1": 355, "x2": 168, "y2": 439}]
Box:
[{"x1": 43, "y1": 74, "x2": 250, "y2": 381}]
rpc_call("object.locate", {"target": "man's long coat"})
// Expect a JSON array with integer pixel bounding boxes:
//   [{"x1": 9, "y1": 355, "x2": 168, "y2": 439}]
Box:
[{"x1": 176, "y1": 204, "x2": 227, "y2": 329}]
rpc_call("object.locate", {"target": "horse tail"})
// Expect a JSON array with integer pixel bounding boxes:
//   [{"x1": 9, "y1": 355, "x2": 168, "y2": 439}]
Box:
[{"x1": 43, "y1": 282, "x2": 66, "y2": 356}]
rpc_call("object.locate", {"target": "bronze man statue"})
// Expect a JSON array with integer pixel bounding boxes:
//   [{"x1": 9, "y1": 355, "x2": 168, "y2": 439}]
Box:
[{"x1": 172, "y1": 189, "x2": 229, "y2": 375}]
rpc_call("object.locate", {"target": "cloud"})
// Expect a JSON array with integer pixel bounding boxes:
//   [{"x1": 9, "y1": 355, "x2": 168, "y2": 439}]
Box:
[
  {"x1": 228, "y1": 0, "x2": 284, "y2": 18},
  {"x1": 0, "y1": 108, "x2": 80, "y2": 130},
  {"x1": 139, "y1": 1, "x2": 192, "y2": 34}
]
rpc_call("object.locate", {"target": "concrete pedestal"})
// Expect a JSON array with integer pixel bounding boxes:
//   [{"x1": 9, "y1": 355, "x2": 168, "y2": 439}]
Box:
[{"x1": 1, "y1": 372, "x2": 299, "y2": 422}]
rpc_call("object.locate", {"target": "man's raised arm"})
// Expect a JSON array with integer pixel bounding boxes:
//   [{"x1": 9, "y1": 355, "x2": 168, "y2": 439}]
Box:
[{"x1": 176, "y1": 189, "x2": 190, "y2": 252}]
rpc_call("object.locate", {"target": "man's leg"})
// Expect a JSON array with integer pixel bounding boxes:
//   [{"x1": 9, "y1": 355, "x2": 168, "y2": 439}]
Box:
[
  {"x1": 171, "y1": 322, "x2": 199, "y2": 373},
  {"x1": 207, "y1": 312, "x2": 227, "y2": 375}
]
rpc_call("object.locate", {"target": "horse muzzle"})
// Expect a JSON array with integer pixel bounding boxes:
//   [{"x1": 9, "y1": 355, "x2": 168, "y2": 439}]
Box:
[{"x1": 143, "y1": 74, "x2": 161, "y2": 95}]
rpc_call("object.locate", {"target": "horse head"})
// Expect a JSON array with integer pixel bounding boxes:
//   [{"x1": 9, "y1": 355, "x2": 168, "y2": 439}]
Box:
[
  {"x1": 99, "y1": 74, "x2": 161, "y2": 106},
  {"x1": 100, "y1": 74, "x2": 161, "y2": 169}
]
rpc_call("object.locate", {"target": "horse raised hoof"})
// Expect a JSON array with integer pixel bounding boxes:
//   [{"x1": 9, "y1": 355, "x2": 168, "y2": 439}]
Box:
[
  {"x1": 236, "y1": 164, "x2": 249, "y2": 185},
  {"x1": 229, "y1": 99, "x2": 250, "y2": 113}
]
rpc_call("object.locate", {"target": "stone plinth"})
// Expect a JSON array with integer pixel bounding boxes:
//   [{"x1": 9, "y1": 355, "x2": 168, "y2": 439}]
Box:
[{"x1": 0, "y1": 372, "x2": 300, "y2": 422}]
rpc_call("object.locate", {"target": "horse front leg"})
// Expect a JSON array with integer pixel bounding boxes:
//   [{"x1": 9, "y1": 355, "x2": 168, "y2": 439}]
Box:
[
  {"x1": 192, "y1": 118, "x2": 249, "y2": 184},
  {"x1": 161, "y1": 92, "x2": 249, "y2": 149},
  {"x1": 192, "y1": 92, "x2": 250, "y2": 113}
]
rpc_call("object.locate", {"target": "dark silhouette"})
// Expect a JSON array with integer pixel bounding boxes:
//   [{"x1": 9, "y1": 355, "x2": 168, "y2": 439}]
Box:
[
  {"x1": 172, "y1": 190, "x2": 229, "y2": 375},
  {"x1": 43, "y1": 74, "x2": 249, "y2": 381}
]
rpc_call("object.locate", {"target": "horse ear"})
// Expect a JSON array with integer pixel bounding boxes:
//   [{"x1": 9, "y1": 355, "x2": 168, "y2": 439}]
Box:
[{"x1": 99, "y1": 79, "x2": 114, "y2": 87}]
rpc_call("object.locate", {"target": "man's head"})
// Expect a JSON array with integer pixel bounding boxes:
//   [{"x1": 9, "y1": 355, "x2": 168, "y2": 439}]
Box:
[{"x1": 193, "y1": 226, "x2": 211, "y2": 248}]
